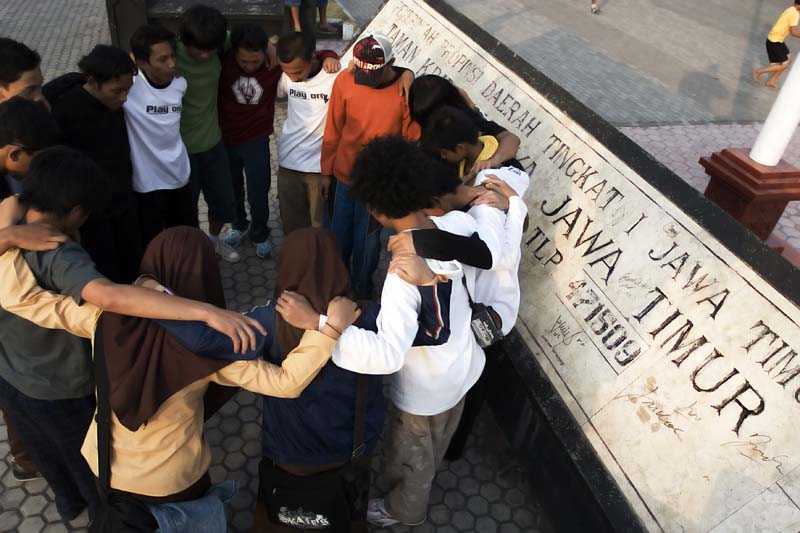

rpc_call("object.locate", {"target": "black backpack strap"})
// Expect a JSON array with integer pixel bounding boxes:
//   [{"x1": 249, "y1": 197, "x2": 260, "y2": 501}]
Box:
[
  {"x1": 93, "y1": 315, "x2": 112, "y2": 498},
  {"x1": 461, "y1": 274, "x2": 476, "y2": 309},
  {"x1": 351, "y1": 374, "x2": 369, "y2": 460}
]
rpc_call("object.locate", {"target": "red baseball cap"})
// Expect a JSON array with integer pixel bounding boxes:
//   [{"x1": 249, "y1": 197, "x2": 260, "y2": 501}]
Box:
[{"x1": 353, "y1": 33, "x2": 394, "y2": 87}]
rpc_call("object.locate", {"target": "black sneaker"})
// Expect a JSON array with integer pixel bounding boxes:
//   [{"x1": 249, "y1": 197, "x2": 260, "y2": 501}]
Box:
[{"x1": 11, "y1": 460, "x2": 42, "y2": 482}]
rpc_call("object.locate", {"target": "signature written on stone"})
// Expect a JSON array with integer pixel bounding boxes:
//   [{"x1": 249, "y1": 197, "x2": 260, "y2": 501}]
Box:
[
  {"x1": 721, "y1": 434, "x2": 788, "y2": 475},
  {"x1": 613, "y1": 386, "x2": 685, "y2": 440},
  {"x1": 547, "y1": 315, "x2": 585, "y2": 347}
]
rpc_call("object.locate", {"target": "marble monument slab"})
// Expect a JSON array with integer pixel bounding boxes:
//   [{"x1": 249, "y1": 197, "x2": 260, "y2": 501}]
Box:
[{"x1": 349, "y1": 1, "x2": 800, "y2": 531}]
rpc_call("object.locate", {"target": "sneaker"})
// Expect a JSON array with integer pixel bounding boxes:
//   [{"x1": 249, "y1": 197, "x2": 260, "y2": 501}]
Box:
[
  {"x1": 254, "y1": 240, "x2": 273, "y2": 259},
  {"x1": 223, "y1": 227, "x2": 247, "y2": 247},
  {"x1": 366, "y1": 499, "x2": 400, "y2": 527},
  {"x1": 591, "y1": 3, "x2": 598, "y2": 12},
  {"x1": 11, "y1": 460, "x2": 42, "y2": 482},
  {"x1": 215, "y1": 238, "x2": 241, "y2": 263}
]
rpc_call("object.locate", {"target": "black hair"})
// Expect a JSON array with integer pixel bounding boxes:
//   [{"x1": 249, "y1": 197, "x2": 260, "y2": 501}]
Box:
[
  {"x1": 409, "y1": 75, "x2": 472, "y2": 127},
  {"x1": 130, "y1": 24, "x2": 176, "y2": 63},
  {"x1": 276, "y1": 32, "x2": 313, "y2": 63},
  {"x1": 420, "y1": 105, "x2": 480, "y2": 154},
  {"x1": 428, "y1": 165, "x2": 463, "y2": 198},
  {"x1": 231, "y1": 23, "x2": 268, "y2": 53},
  {"x1": 179, "y1": 5, "x2": 228, "y2": 51},
  {"x1": 0, "y1": 97, "x2": 59, "y2": 150},
  {"x1": 0, "y1": 38, "x2": 41, "y2": 86},
  {"x1": 78, "y1": 45, "x2": 137, "y2": 86},
  {"x1": 21, "y1": 146, "x2": 110, "y2": 219},
  {"x1": 349, "y1": 136, "x2": 440, "y2": 219}
]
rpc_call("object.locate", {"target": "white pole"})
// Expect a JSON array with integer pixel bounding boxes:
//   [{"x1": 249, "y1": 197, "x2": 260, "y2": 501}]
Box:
[{"x1": 750, "y1": 58, "x2": 800, "y2": 166}]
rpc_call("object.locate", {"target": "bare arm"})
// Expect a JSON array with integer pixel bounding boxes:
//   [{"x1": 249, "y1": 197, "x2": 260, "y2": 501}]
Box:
[{"x1": 791, "y1": 26, "x2": 800, "y2": 38}]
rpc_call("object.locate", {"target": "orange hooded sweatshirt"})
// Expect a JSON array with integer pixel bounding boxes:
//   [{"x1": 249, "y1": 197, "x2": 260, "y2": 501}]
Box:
[{"x1": 321, "y1": 69, "x2": 420, "y2": 184}]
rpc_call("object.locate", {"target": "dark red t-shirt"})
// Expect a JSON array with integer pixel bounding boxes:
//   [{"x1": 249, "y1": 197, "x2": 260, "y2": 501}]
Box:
[{"x1": 219, "y1": 50, "x2": 282, "y2": 145}]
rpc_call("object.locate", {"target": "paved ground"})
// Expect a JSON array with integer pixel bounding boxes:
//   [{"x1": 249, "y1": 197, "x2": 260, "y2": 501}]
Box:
[
  {"x1": 620, "y1": 124, "x2": 800, "y2": 249},
  {"x1": 341, "y1": 0, "x2": 794, "y2": 126}
]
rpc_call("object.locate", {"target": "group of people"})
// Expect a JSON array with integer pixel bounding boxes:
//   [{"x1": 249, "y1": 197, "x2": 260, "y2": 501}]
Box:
[{"x1": 0, "y1": 3, "x2": 531, "y2": 531}]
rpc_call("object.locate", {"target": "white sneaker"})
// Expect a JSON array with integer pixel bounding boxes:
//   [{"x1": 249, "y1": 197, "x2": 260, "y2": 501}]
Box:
[
  {"x1": 215, "y1": 238, "x2": 241, "y2": 263},
  {"x1": 223, "y1": 227, "x2": 247, "y2": 247},
  {"x1": 366, "y1": 499, "x2": 400, "y2": 527},
  {"x1": 591, "y1": 3, "x2": 598, "y2": 13}
]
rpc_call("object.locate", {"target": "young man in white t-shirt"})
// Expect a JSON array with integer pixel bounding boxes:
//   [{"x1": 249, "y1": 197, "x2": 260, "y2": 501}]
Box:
[
  {"x1": 330, "y1": 136, "x2": 486, "y2": 528},
  {"x1": 126, "y1": 24, "x2": 196, "y2": 245},
  {"x1": 275, "y1": 32, "x2": 341, "y2": 234}
]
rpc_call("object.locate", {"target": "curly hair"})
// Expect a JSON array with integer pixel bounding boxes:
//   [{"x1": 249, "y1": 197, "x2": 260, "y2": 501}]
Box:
[{"x1": 350, "y1": 136, "x2": 451, "y2": 219}]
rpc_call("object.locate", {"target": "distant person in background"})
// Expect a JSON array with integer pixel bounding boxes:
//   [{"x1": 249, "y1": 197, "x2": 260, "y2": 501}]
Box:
[
  {"x1": 753, "y1": 1, "x2": 800, "y2": 88},
  {"x1": 286, "y1": 0, "x2": 336, "y2": 34}
]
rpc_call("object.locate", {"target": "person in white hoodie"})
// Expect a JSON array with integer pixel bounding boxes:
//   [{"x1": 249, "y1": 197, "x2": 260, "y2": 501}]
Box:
[
  {"x1": 330, "y1": 136, "x2": 490, "y2": 528},
  {"x1": 388, "y1": 164, "x2": 530, "y2": 460}
]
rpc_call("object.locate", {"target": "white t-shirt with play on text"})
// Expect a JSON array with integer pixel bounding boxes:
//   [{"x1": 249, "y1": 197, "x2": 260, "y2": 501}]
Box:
[
  {"x1": 277, "y1": 65, "x2": 340, "y2": 173},
  {"x1": 124, "y1": 71, "x2": 190, "y2": 193}
]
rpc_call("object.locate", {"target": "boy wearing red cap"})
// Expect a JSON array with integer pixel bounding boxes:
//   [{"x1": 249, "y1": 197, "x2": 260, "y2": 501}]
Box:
[{"x1": 321, "y1": 33, "x2": 418, "y2": 298}]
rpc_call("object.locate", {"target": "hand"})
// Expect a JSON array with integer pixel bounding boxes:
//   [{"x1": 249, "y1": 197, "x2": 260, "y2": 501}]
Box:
[
  {"x1": 347, "y1": 59, "x2": 355, "y2": 73},
  {"x1": 325, "y1": 296, "x2": 360, "y2": 336},
  {"x1": 389, "y1": 253, "x2": 438, "y2": 286},
  {"x1": 482, "y1": 175, "x2": 518, "y2": 199},
  {"x1": 320, "y1": 175, "x2": 332, "y2": 200},
  {"x1": 5, "y1": 223, "x2": 67, "y2": 251},
  {"x1": 471, "y1": 156, "x2": 501, "y2": 176},
  {"x1": 276, "y1": 290, "x2": 320, "y2": 330},
  {"x1": 0, "y1": 195, "x2": 26, "y2": 229},
  {"x1": 387, "y1": 231, "x2": 416, "y2": 256},
  {"x1": 204, "y1": 307, "x2": 267, "y2": 354},
  {"x1": 472, "y1": 188, "x2": 509, "y2": 212},
  {"x1": 398, "y1": 68, "x2": 415, "y2": 105},
  {"x1": 322, "y1": 57, "x2": 341, "y2": 73}
]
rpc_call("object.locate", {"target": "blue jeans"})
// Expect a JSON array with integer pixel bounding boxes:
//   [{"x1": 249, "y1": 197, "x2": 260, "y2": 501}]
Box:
[
  {"x1": 227, "y1": 138, "x2": 271, "y2": 243},
  {"x1": 329, "y1": 181, "x2": 380, "y2": 296},
  {"x1": 147, "y1": 480, "x2": 237, "y2": 533}
]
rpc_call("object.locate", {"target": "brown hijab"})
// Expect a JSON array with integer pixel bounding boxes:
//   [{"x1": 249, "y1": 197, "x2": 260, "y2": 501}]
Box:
[
  {"x1": 102, "y1": 227, "x2": 235, "y2": 431},
  {"x1": 274, "y1": 228, "x2": 351, "y2": 359}
]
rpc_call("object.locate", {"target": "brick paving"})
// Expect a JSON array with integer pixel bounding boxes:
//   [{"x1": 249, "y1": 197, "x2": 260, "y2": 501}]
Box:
[
  {"x1": 341, "y1": 0, "x2": 791, "y2": 126},
  {"x1": 621, "y1": 124, "x2": 800, "y2": 248}
]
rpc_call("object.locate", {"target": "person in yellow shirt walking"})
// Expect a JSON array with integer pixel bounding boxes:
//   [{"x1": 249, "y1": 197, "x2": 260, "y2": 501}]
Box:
[{"x1": 753, "y1": 1, "x2": 800, "y2": 88}]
